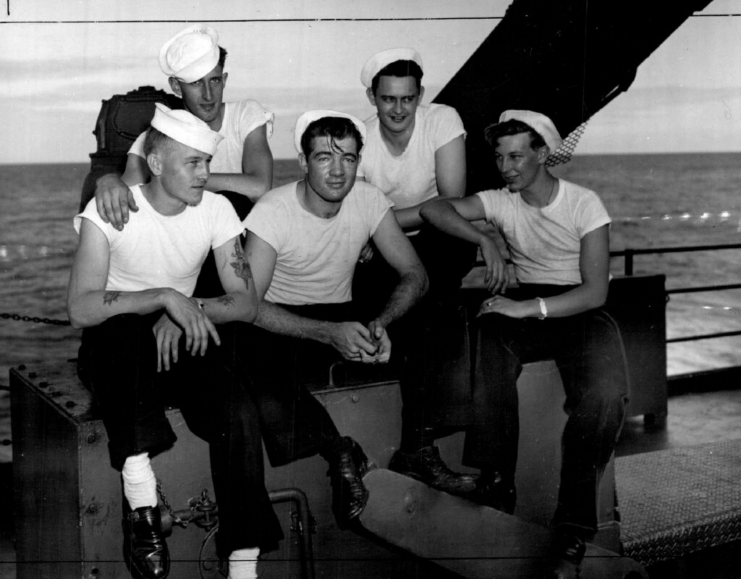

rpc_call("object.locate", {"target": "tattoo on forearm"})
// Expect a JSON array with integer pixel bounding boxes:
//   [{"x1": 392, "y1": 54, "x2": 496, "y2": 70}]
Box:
[
  {"x1": 216, "y1": 295, "x2": 235, "y2": 307},
  {"x1": 103, "y1": 291, "x2": 121, "y2": 306},
  {"x1": 230, "y1": 239, "x2": 253, "y2": 290}
]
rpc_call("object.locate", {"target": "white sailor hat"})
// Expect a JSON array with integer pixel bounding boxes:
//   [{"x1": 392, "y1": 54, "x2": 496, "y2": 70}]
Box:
[
  {"x1": 360, "y1": 48, "x2": 424, "y2": 88},
  {"x1": 498, "y1": 110, "x2": 563, "y2": 154},
  {"x1": 159, "y1": 24, "x2": 220, "y2": 83},
  {"x1": 294, "y1": 110, "x2": 367, "y2": 153},
  {"x1": 151, "y1": 103, "x2": 223, "y2": 156}
]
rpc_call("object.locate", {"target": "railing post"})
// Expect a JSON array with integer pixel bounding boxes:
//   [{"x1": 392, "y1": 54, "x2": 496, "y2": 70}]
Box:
[{"x1": 624, "y1": 249, "x2": 634, "y2": 276}]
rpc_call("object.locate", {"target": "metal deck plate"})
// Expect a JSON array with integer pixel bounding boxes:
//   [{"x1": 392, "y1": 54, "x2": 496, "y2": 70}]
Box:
[{"x1": 360, "y1": 469, "x2": 647, "y2": 579}]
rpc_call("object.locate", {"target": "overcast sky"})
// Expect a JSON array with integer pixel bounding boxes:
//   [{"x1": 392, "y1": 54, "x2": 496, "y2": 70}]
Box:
[{"x1": 1, "y1": 0, "x2": 740, "y2": 163}]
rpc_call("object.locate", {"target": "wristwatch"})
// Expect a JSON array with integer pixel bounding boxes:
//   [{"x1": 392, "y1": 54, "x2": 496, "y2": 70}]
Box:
[{"x1": 536, "y1": 297, "x2": 548, "y2": 320}]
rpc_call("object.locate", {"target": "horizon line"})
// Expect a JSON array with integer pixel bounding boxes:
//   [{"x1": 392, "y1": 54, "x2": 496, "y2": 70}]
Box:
[{"x1": 2, "y1": 150, "x2": 741, "y2": 167}]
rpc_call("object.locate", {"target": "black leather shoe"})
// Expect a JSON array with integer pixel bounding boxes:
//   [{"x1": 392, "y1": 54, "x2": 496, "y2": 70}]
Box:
[
  {"x1": 124, "y1": 506, "x2": 170, "y2": 579},
  {"x1": 467, "y1": 471, "x2": 516, "y2": 514},
  {"x1": 544, "y1": 530, "x2": 586, "y2": 579},
  {"x1": 388, "y1": 446, "x2": 477, "y2": 495},
  {"x1": 327, "y1": 436, "x2": 370, "y2": 528}
]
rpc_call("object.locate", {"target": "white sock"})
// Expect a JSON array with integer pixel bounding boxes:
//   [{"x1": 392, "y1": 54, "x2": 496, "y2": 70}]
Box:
[
  {"x1": 122, "y1": 453, "x2": 157, "y2": 510},
  {"x1": 228, "y1": 547, "x2": 260, "y2": 579}
]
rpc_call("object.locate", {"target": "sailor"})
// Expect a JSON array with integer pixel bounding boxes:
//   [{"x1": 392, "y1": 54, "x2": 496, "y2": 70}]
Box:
[
  {"x1": 67, "y1": 104, "x2": 282, "y2": 579},
  {"x1": 353, "y1": 47, "x2": 477, "y2": 495},
  {"x1": 239, "y1": 110, "x2": 428, "y2": 527},
  {"x1": 94, "y1": 23, "x2": 274, "y2": 230},
  {"x1": 419, "y1": 110, "x2": 629, "y2": 579}
]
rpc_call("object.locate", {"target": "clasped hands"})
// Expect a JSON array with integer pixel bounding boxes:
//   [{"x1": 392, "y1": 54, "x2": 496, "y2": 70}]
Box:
[{"x1": 331, "y1": 319, "x2": 391, "y2": 364}]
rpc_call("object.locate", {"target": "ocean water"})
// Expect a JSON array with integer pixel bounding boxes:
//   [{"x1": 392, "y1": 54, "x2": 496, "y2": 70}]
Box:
[
  {"x1": 0, "y1": 161, "x2": 297, "y2": 379},
  {"x1": 1, "y1": 154, "x2": 740, "y2": 385},
  {"x1": 555, "y1": 154, "x2": 741, "y2": 376}
]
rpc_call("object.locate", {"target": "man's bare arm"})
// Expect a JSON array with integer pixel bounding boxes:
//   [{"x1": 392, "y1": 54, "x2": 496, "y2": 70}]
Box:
[
  {"x1": 67, "y1": 219, "x2": 218, "y2": 355},
  {"x1": 152, "y1": 234, "x2": 257, "y2": 370},
  {"x1": 205, "y1": 125, "x2": 273, "y2": 201},
  {"x1": 369, "y1": 210, "x2": 428, "y2": 329},
  {"x1": 95, "y1": 123, "x2": 273, "y2": 231},
  {"x1": 531, "y1": 225, "x2": 610, "y2": 316},
  {"x1": 200, "y1": 236, "x2": 258, "y2": 323},
  {"x1": 93, "y1": 153, "x2": 145, "y2": 230},
  {"x1": 421, "y1": 196, "x2": 510, "y2": 294},
  {"x1": 67, "y1": 220, "x2": 171, "y2": 327},
  {"x1": 392, "y1": 135, "x2": 467, "y2": 230},
  {"x1": 244, "y1": 231, "x2": 378, "y2": 360},
  {"x1": 479, "y1": 225, "x2": 611, "y2": 319}
]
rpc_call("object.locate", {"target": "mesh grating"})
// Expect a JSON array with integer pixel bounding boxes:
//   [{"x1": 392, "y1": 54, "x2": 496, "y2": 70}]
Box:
[
  {"x1": 545, "y1": 120, "x2": 589, "y2": 167},
  {"x1": 616, "y1": 439, "x2": 741, "y2": 566}
]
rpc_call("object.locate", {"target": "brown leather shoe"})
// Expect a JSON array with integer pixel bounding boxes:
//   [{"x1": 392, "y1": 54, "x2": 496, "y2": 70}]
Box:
[
  {"x1": 327, "y1": 437, "x2": 370, "y2": 528},
  {"x1": 124, "y1": 506, "x2": 170, "y2": 579},
  {"x1": 388, "y1": 446, "x2": 477, "y2": 495}
]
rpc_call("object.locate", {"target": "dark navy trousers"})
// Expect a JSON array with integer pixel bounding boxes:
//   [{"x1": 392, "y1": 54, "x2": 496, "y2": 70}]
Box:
[
  {"x1": 464, "y1": 284, "x2": 630, "y2": 535},
  {"x1": 352, "y1": 225, "x2": 478, "y2": 448},
  {"x1": 77, "y1": 313, "x2": 283, "y2": 554}
]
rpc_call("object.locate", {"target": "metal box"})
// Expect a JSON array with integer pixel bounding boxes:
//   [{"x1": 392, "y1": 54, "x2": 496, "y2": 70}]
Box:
[
  {"x1": 11, "y1": 357, "x2": 618, "y2": 578},
  {"x1": 11, "y1": 362, "x2": 221, "y2": 579},
  {"x1": 9, "y1": 362, "x2": 412, "y2": 579},
  {"x1": 605, "y1": 275, "x2": 668, "y2": 423}
]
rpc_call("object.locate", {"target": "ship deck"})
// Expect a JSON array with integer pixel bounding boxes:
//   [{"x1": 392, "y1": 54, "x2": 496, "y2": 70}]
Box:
[
  {"x1": 614, "y1": 385, "x2": 741, "y2": 579},
  {"x1": 0, "y1": 382, "x2": 739, "y2": 579}
]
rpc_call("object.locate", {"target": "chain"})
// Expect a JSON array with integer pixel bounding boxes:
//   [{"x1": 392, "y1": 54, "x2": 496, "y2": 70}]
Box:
[
  {"x1": 0, "y1": 312, "x2": 71, "y2": 326},
  {"x1": 156, "y1": 479, "x2": 194, "y2": 529}
]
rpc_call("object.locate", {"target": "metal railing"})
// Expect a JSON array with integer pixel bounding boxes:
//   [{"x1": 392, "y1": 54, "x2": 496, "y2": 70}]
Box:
[
  {"x1": 612, "y1": 242, "x2": 741, "y2": 278},
  {"x1": 610, "y1": 242, "x2": 741, "y2": 346},
  {"x1": 473, "y1": 241, "x2": 741, "y2": 360}
]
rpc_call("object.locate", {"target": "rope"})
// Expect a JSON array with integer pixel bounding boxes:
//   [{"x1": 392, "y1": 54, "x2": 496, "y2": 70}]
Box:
[{"x1": 0, "y1": 312, "x2": 70, "y2": 326}]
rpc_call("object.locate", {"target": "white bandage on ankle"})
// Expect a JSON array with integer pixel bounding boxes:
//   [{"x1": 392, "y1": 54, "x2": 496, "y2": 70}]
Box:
[
  {"x1": 228, "y1": 547, "x2": 260, "y2": 579},
  {"x1": 122, "y1": 453, "x2": 157, "y2": 510}
]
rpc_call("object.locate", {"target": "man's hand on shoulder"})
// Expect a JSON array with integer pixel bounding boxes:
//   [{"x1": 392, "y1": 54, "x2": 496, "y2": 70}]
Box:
[
  {"x1": 161, "y1": 289, "x2": 221, "y2": 357},
  {"x1": 94, "y1": 173, "x2": 138, "y2": 231}
]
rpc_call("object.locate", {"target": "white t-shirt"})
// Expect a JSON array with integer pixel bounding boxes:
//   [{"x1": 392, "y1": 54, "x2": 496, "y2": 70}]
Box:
[
  {"x1": 244, "y1": 181, "x2": 393, "y2": 305},
  {"x1": 359, "y1": 103, "x2": 466, "y2": 209},
  {"x1": 74, "y1": 185, "x2": 244, "y2": 297},
  {"x1": 476, "y1": 179, "x2": 611, "y2": 286},
  {"x1": 128, "y1": 100, "x2": 274, "y2": 174}
]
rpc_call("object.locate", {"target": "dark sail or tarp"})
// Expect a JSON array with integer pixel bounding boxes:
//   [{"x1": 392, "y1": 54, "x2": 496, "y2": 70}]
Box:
[{"x1": 434, "y1": 0, "x2": 713, "y2": 193}]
